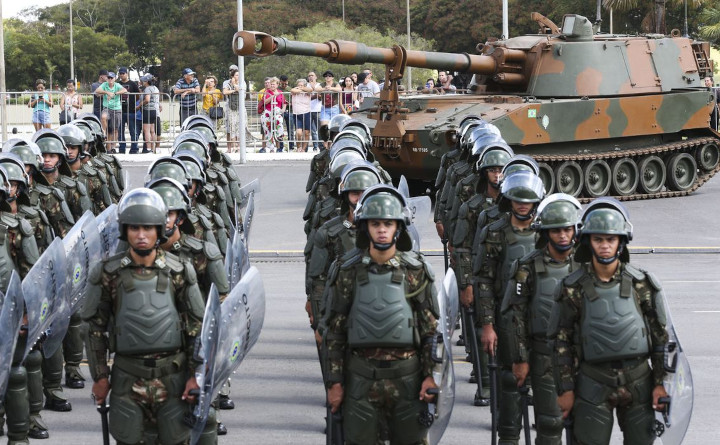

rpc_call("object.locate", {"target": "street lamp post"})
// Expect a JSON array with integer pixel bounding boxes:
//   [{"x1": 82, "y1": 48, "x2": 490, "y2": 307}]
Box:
[
  {"x1": 70, "y1": 0, "x2": 75, "y2": 83},
  {"x1": 406, "y1": 0, "x2": 411, "y2": 90},
  {"x1": 237, "y1": 0, "x2": 246, "y2": 163}
]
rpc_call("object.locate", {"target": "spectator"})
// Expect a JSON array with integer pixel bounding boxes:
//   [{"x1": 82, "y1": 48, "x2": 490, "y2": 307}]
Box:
[
  {"x1": 350, "y1": 72, "x2": 358, "y2": 86},
  {"x1": 422, "y1": 78, "x2": 438, "y2": 93},
  {"x1": 138, "y1": 75, "x2": 160, "y2": 153},
  {"x1": 705, "y1": 76, "x2": 719, "y2": 130},
  {"x1": 319, "y1": 70, "x2": 342, "y2": 149},
  {"x1": 223, "y1": 68, "x2": 246, "y2": 153},
  {"x1": 60, "y1": 79, "x2": 82, "y2": 124},
  {"x1": 340, "y1": 76, "x2": 357, "y2": 114},
  {"x1": 28, "y1": 79, "x2": 53, "y2": 131},
  {"x1": 257, "y1": 77, "x2": 271, "y2": 152},
  {"x1": 438, "y1": 70, "x2": 457, "y2": 93},
  {"x1": 278, "y1": 75, "x2": 293, "y2": 151},
  {"x1": 117, "y1": 67, "x2": 141, "y2": 154},
  {"x1": 291, "y1": 78, "x2": 313, "y2": 152},
  {"x1": 260, "y1": 77, "x2": 286, "y2": 153},
  {"x1": 173, "y1": 68, "x2": 200, "y2": 127},
  {"x1": 91, "y1": 69, "x2": 108, "y2": 125},
  {"x1": 94, "y1": 72, "x2": 126, "y2": 153},
  {"x1": 200, "y1": 75, "x2": 223, "y2": 128},
  {"x1": 307, "y1": 71, "x2": 322, "y2": 151},
  {"x1": 357, "y1": 71, "x2": 380, "y2": 104}
]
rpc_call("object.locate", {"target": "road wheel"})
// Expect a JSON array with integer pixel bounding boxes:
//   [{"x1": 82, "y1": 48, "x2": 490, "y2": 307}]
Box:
[
  {"x1": 554, "y1": 161, "x2": 583, "y2": 197},
  {"x1": 638, "y1": 155, "x2": 666, "y2": 194},
  {"x1": 583, "y1": 160, "x2": 611, "y2": 198},
  {"x1": 611, "y1": 158, "x2": 639, "y2": 196},
  {"x1": 665, "y1": 153, "x2": 697, "y2": 191}
]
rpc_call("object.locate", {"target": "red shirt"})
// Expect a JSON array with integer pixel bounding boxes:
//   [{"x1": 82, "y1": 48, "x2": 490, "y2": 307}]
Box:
[{"x1": 262, "y1": 89, "x2": 286, "y2": 112}]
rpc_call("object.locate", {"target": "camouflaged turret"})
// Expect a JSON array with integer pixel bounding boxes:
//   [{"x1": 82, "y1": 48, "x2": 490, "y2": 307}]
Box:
[{"x1": 235, "y1": 12, "x2": 719, "y2": 200}]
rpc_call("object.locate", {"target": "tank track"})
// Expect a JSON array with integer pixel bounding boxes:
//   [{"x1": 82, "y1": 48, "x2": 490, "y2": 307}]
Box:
[{"x1": 532, "y1": 136, "x2": 720, "y2": 202}]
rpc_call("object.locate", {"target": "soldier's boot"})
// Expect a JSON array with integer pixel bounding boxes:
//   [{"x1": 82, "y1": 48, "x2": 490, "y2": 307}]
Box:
[
  {"x1": 63, "y1": 315, "x2": 86, "y2": 389},
  {"x1": 41, "y1": 350, "x2": 71, "y2": 412},
  {"x1": 217, "y1": 380, "x2": 234, "y2": 410},
  {"x1": 5, "y1": 366, "x2": 30, "y2": 445},
  {"x1": 26, "y1": 350, "x2": 49, "y2": 439},
  {"x1": 497, "y1": 368, "x2": 522, "y2": 445}
]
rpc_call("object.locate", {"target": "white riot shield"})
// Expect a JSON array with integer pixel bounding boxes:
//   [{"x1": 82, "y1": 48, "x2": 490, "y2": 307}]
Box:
[
  {"x1": 657, "y1": 291, "x2": 693, "y2": 445},
  {"x1": 95, "y1": 204, "x2": 120, "y2": 259},
  {"x1": 0, "y1": 272, "x2": 24, "y2": 400},
  {"x1": 238, "y1": 178, "x2": 260, "y2": 210},
  {"x1": 428, "y1": 269, "x2": 459, "y2": 444},
  {"x1": 63, "y1": 211, "x2": 103, "y2": 313},
  {"x1": 210, "y1": 267, "x2": 265, "y2": 402},
  {"x1": 22, "y1": 238, "x2": 68, "y2": 359},
  {"x1": 225, "y1": 228, "x2": 250, "y2": 290},
  {"x1": 398, "y1": 175, "x2": 411, "y2": 198},
  {"x1": 242, "y1": 191, "x2": 255, "y2": 245},
  {"x1": 407, "y1": 195, "x2": 431, "y2": 252},
  {"x1": 190, "y1": 285, "x2": 222, "y2": 445}
]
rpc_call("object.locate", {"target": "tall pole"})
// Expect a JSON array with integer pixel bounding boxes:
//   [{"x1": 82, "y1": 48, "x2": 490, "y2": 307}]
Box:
[
  {"x1": 502, "y1": 0, "x2": 509, "y2": 38},
  {"x1": 0, "y1": 1, "x2": 7, "y2": 142},
  {"x1": 70, "y1": 0, "x2": 75, "y2": 83},
  {"x1": 406, "y1": 0, "x2": 411, "y2": 90},
  {"x1": 238, "y1": 0, "x2": 246, "y2": 164},
  {"x1": 683, "y1": 0, "x2": 688, "y2": 37},
  {"x1": 342, "y1": 0, "x2": 345, "y2": 23}
]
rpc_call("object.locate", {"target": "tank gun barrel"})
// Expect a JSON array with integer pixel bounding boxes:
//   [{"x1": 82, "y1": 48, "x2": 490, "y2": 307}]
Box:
[{"x1": 233, "y1": 31, "x2": 525, "y2": 77}]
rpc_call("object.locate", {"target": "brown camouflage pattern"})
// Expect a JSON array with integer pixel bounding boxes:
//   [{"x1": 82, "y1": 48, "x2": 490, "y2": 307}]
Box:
[{"x1": 28, "y1": 185, "x2": 74, "y2": 238}]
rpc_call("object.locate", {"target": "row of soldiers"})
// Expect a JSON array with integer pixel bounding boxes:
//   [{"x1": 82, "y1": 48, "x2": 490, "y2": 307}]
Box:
[
  {"x1": 1, "y1": 113, "x2": 249, "y2": 444},
  {"x1": 434, "y1": 116, "x2": 672, "y2": 445},
  {"x1": 302, "y1": 115, "x2": 444, "y2": 444}
]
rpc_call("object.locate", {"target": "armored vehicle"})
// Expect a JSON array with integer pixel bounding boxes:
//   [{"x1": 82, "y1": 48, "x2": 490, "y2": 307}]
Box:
[{"x1": 235, "y1": 13, "x2": 719, "y2": 200}]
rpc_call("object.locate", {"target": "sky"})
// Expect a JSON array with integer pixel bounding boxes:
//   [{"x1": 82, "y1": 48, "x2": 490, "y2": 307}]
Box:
[{"x1": 2, "y1": 0, "x2": 67, "y2": 20}]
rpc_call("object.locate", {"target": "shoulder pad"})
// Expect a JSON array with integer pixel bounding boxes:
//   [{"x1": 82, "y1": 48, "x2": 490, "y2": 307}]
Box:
[
  {"x1": 89, "y1": 261, "x2": 104, "y2": 285},
  {"x1": 162, "y1": 251, "x2": 185, "y2": 273},
  {"x1": 206, "y1": 169, "x2": 219, "y2": 180},
  {"x1": 225, "y1": 166, "x2": 239, "y2": 182},
  {"x1": 488, "y1": 205, "x2": 501, "y2": 219},
  {"x1": 34, "y1": 183, "x2": 52, "y2": 195},
  {"x1": 95, "y1": 169, "x2": 108, "y2": 184},
  {"x1": 221, "y1": 152, "x2": 234, "y2": 168},
  {"x1": 563, "y1": 268, "x2": 586, "y2": 287},
  {"x1": 325, "y1": 216, "x2": 346, "y2": 238},
  {"x1": 52, "y1": 187, "x2": 66, "y2": 201},
  {"x1": 401, "y1": 251, "x2": 423, "y2": 269},
  {"x1": 644, "y1": 271, "x2": 662, "y2": 292},
  {"x1": 477, "y1": 225, "x2": 490, "y2": 244},
  {"x1": 423, "y1": 258, "x2": 435, "y2": 282},
  {"x1": 92, "y1": 158, "x2": 107, "y2": 168},
  {"x1": 111, "y1": 155, "x2": 123, "y2": 169},
  {"x1": 457, "y1": 202, "x2": 470, "y2": 220},
  {"x1": 0, "y1": 213, "x2": 18, "y2": 228},
  {"x1": 623, "y1": 263, "x2": 646, "y2": 282},
  {"x1": 212, "y1": 211, "x2": 225, "y2": 229},
  {"x1": 507, "y1": 258, "x2": 519, "y2": 279},
  {"x1": 213, "y1": 170, "x2": 229, "y2": 185},
  {"x1": 519, "y1": 248, "x2": 543, "y2": 265},
  {"x1": 488, "y1": 216, "x2": 507, "y2": 233},
  {"x1": 459, "y1": 174, "x2": 475, "y2": 186},
  {"x1": 103, "y1": 252, "x2": 127, "y2": 274},
  {"x1": 59, "y1": 175, "x2": 76, "y2": 188},
  {"x1": 81, "y1": 164, "x2": 98, "y2": 175},
  {"x1": 18, "y1": 205, "x2": 39, "y2": 218},
  {"x1": 76, "y1": 181, "x2": 88, "y2": 196},
  {"x1": 203, "y1": 183, "x2": 217, "y2": 193},
  {"x1": 183, "y1": 236, "x2": 204, "y2": 253},
  {"x1": 214, "y1": 185, "x2": 226, "y2": 202},
  {"x1": 203, "y1": 241, "x2": 223, "y2": 261},
  {"x1": 196, "y1": 204, "x2": 212, "y2": 218},
  {"x1": 187, "y1": 213, "x2": 199, "y2": 224},
  {"x1": 19, "y1": 218, "x2": 34, "y2": 237},
  {"x1": 199, "y1": 214, "x2": 213, "y2": 230},
  {"x1": 339, "y1": 248, "x2": 363, "y2": 269}
]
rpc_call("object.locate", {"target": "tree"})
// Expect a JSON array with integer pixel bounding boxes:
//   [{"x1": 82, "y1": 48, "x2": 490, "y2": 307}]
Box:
[{"x1": 603, "y1": 0, "x2": 705, "y2": 34}]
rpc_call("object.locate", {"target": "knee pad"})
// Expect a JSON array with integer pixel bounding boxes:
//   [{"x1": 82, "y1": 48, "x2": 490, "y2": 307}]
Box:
[
  {"x1": 498, "y1": 369, "x2": 522, "y2": 440},
  {"x1": 572, "y1": 397, "x2": 613, "y2": 445},
  {"x1": 535, "y1": 413, "x2": 564, "y2": 439},
  {"x1": 195, "y1": 407, "x2": 218, "y2": 445},
  {"x1": 6, "y1": 366, "x2": 30, "y2": 438},
  {"x1": 156, "y1": 398, "x2": 191, "y2": 445},
  {"x1": 619, "y1": 402, "x2": 655, "y2": 445},
  {"x1": 343, "y1": 376, "x2": 378, "y2": 445},
  {"x1": 25, "y1": 351, "x2": 43, "y2": 413},
  {"x1": 108, "y1": 393, "x2": 144, "y2": 444},
  {"x1": 41, "y1": 349, "x2": 64, "y2": 388}
]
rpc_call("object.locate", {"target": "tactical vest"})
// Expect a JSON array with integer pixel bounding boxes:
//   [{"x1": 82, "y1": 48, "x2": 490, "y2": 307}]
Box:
[
  {"x1": 530, "y1": 257, "x2": 571, "y2": 337},
  {"x1": 499, "y1": 226, "x2": 536, "y2": 297},
  {"x1": 580, "y1": 274, "x2": 650, "y2": 363},
  {"x1": 113, "y1": 269, "x2": 183, "y2": 355},
  {"x1": 347, "y1": 268, "x2": 414, "y2": 348}
]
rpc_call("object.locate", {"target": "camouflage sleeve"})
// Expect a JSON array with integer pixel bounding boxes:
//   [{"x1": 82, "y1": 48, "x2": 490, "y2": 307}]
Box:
[
  {"x1": 635, "y1": 279, "x2": 669, "y2": 386},
  {"x1": 83, "y1": 266, "x2": 112, "y2": 381},
  {"x1": 174, "y1": 267, "x2": 205, "y2": 374},
  {"x1": 407, "y1": 265, "x2": 439, "y2": 379},
  {"x1": 324, "y1": 267, "x2": 354, "y2": 387},
  {"x1": 474, "y1": 229, "x2": 502, "y2": 325},
  {"x1": 507, "y1": 263, "x2": 534, "y2": 363},
  {"x1": 44, "y1": 194, "x2": 74, "y2": 238},
  {"x1": 550, "y1": 285, "x2": 581, "y2": 394}
]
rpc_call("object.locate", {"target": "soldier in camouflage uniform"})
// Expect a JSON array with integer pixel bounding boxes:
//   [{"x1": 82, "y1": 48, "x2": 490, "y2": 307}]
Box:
[
  {"x1": 324, "y1": 185, "x2": 440, "y2": 445},
  {"x1": 5, "y1": 139, "x2": 75, "y2": 239},
  {"x1": 451, "y1": 144, "x2": 512, "y2": 405},
  {"x1": 474, "y1": 171, "x2": 545, "y2": 445},
  {"x1": 548, "y1": 199, "x2": 670, "y2": 445},
  {"x1": 306, "y1": 162, "x2": 381, "y2": 354},
  {"x1": 0, "y1": 172, "x2": 42, "y2": 444},
  {"x1": 78, "y1": 113, "x2": 124, "y2": 202},
  {"x1": 83, "y1": 188, "x2": 205, "y2": 445},
  {"x1": 32, "y1": 129, "x2": 92, "y2": 220},
  {"x1": 500, "y1": 194, "x2": 582, "y2": 445},
  {"x1": 58, "y1": 124, "x2": 113, "y2": 215}
]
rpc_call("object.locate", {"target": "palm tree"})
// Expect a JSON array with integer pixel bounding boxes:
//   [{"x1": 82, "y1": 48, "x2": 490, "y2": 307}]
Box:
[
  {"x1": 603, "y1": 0, "x2": 704, "y2": 34},
  {"x1": 699, "y1": 7, "x2": 720, "y2": 42}
]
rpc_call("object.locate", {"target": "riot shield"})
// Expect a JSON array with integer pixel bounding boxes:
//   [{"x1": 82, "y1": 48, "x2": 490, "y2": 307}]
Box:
[
  {"x1": 398, "y1": 175, "x2": 411, "y2": 198},
  {"x1": 22, "y1": 238, "x2": 68, "y2": 359},
  {"x1": 238, "y1": 178, "x2": 260, "y2": 210},
  {"x1": 95, "y1": 204, "x2": 120, "y2": 259},
  {"x1": 189, "y1": 285, "x2": 222, "y2": 445},
  {"x1": 63, "y1": 211, "x2": 103, "y2": 313},
  {"x1": 427, "y1": 268, "x2": 459, "y2": 444},
  {"x1": 657, "y1": 291, "x2": 693, "y2": 445},
  {"x1": 210, "y1": 266, "x2": 265, "y2": 402},
  {"x1": 0, "y1": 272, "x2": 24, "y2": 400},
  {"x1": 407, "y1": 195, "x2": 431, "y2": 252},
  {"x1": 242, "y1": 191, "x2": 255, "y2": 245},
  {"x1": 225, "y1": 228, "x2": 250, "y2": 290}
]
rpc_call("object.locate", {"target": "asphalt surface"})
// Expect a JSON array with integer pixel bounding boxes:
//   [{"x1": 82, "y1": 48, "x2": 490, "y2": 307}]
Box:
[{"x1": 36, "y1": 157, "x2": 719, "y2": 444}]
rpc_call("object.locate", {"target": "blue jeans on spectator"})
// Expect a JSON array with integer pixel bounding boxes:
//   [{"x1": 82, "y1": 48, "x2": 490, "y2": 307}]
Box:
[
  {"x1": 120, "y1": 112, "x2": 140, "y2": 153},
  {"x1": 310, "y1": 111, "x2": 320, "y2": 150},
  {"x1": 180, "y1": 106, "x2": 197, "y2": 129}
]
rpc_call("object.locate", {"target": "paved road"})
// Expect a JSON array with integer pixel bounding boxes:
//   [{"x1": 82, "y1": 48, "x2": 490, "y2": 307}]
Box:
[{"x1": 38, "y1": 159, "x2": 719, "y2": 444}]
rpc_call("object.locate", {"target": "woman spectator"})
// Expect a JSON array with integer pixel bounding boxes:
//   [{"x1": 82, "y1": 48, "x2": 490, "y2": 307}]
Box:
[
  {"x1": 291, "y1": 78, "x2": 313, "y2": 152},
  {"x1": 94, "y1": 71, "x2": 126, "y2": 153},
  {"x1": 350, "y1": 72, "x2": 358, "y2": 87},
  {"x1": 60, "y1": 79, "x2": 82, "y2": 124},
  {"x1": 28, "y1": 79, "x2": 53, "y2": 130},
  {"x1": 260, "y1": 76, "x2": 286, "y2": 153},
  {"x1": 138, "y1": 75, "x2": 160, "y2": 153},
  {"x1": 201, "y1": 75, "x2": 223, "y2": 128},
  {"x1": 223, "y1": 68, "x2": 242, "y2": 153},
  {"x1": 340, "y1": 76, "x2": 357, "y2": 114}
]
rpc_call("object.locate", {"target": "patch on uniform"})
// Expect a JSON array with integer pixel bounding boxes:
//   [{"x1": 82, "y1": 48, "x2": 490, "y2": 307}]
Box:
[
  {"x1": 230, "y1": 341, "x2": 240, "y2": 362},
  {"x1": 40, "y1": 299, "x2": 49, "y2": 322},
  {"x1": 527, "y1": 109, "x2": 537, "y2": 118},
  {"x1": 73, "y1": 263, "x2": 83, "y2": 285}
]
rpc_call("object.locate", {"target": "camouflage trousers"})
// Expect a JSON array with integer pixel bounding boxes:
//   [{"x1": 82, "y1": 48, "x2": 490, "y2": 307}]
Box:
[
  {"x1": 343, "y1": 355, "x2": 428, "y2": 445},
  {"x1": 109, "y1": 353, "x2": 190, "y2": 445}
]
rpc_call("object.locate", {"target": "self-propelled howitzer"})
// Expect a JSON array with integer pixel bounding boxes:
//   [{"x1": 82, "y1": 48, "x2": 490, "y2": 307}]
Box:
[{"x1": 235, "y1": 13, "x2": 720, "y2": 200}]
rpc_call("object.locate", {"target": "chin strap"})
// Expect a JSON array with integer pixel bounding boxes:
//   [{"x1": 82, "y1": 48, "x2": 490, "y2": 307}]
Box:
[
  {"x1": 67, "y1": 155, "x2": 80, "y2": 164},
  {"x1": 41, "y1": 166, "x2": 57, "y2": 174},
  {"x1": 593, "y1": 242, "x2": 624, "y2": 265},
  {"x1": 367, "y1": 227, "x2": 399, "y2": 251},
  {"x1": 132, "y1": 247, "x2": 154, "y2": 257}
]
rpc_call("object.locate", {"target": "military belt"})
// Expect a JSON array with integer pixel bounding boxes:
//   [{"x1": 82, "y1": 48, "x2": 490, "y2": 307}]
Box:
[
  {"x1": 113, "y1": 351, "x2": 186, "y2": 380},
  {"x1": 579, "y1": 358, "x2": 649, "y2": 388},
  {"x1": 348, "y1": 354, "x2": 420, "y2": 380},
  {"x1": 531, "y1": 337, "x2": 552, "y2": 355}
]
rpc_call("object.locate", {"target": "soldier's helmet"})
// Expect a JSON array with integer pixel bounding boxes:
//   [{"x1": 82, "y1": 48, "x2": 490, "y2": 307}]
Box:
[
  {"x1": 183, "y1": 122, "x2": 218, "y2": 151},
  {"x1": 4, "y1": 139, "x2": 43, "y2": 173},
  {"x1": 0, "y1": 165, "x2": 10, "y2": 207},
  {"x1": 334, "y1": 126, "x2": 371, "y2": 152},
  {"x1": 147, "y1": 177, "x2": 195, "y2": 236},
  {"x1": 181, "y1": 114, "x2": 214, "y2": 132},
  {"x1": 329, "y1": 114, "x2": 352, "y2": 139},
  {"x1": 464, "y1": 122, "x2": 501, "y2": 153},
  {"x1": 502, "y1": 154, "x2": 540, "y2": 179},
  {"x1": 78, "y1": 113, "x2": 106, "y2": 154},
  {"x1": 328, "y1": 147, "x2": 366, "y2": 181},
  {"x1": 70, "y1": 120, "x2": 97, "y2": 156},
  {"x1": 57, "y1": 124, "x2": 88, "y2": 163},
  {"x1": 117, "y1": 188, "x2": 169, "y2": 244},
  {"x1": 175, "y1": 152, "x2": 207, "y2": 187},
  {"x1": 532, "y1": 193, "x2": 582, "y2": 250},
  {"x1": 172, "y1": 131, "x2": 210, "y2": 165},
  {"x1": 339, "y1": 119, "x2": 372, "y2": 145},
  {"x1": 475, "y1": 140, "x2": 514, "y2": 187},
  {"x1": 338, "y1": 161, "x2": 381, "y2": 194},
  {"x1": 329, "y1": 135, "x2": 368, "y2": 161},
  {"x1": 575, "y1": 198, "x2": 633, "y2": 264},
  {"x1": 145, "y1": 156, "x2": 191, "y2": 191},
  {"x1": 497, "y1": 170, "x2": 545, "y2": 219},
  {"x1": 32, "y1": 129, "x2": 71, "y2": 175},
  {"x1": 354, "y1": 184, "x2": 413, "y2": 252},
  {"x1": 0, "y1": 153, "x2": 31, "y2": 202}
]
